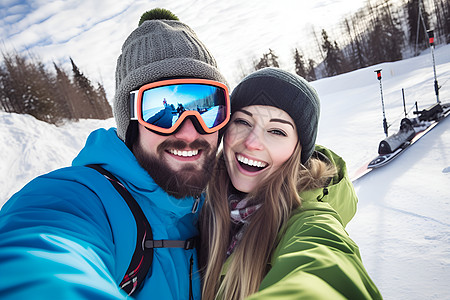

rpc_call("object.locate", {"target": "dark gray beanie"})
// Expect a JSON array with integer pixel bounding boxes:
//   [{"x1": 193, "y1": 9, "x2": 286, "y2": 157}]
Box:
[
  {"x1": 230, "y1": 67, "x2": 320, "y2": 164},
  {"x1": 114, "y1": 9, "x2": 228, "y2": 141}
]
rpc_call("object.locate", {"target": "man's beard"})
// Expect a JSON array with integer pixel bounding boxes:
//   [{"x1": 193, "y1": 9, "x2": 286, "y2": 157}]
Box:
[{"x1": 133, "y1": 138, "x2": 216, "y2": 199}]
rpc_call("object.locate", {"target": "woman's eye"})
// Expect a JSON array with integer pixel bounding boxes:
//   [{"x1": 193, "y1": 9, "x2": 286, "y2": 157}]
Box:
[{"x1": 268, "y1": 129, "x2": 287, "y2": 136}]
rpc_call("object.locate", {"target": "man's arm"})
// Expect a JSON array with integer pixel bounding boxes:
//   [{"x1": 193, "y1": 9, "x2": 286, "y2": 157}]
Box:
[{"x1": 0, "y1": 172, "x2": 128, "y2": 299}]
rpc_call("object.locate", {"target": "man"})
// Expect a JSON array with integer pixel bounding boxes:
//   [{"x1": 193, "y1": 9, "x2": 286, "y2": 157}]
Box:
[{"x1": 0, "y1": 8, "x2": 229, "y2": 300}]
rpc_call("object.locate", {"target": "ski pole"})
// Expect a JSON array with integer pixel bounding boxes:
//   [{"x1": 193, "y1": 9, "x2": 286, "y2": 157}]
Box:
[
  {"x1": 427, "y1": 30, "x2": 440, "y2": 103},
  {"x1": 402, "y1": 88, "x2": 407, "y2": 117},
  {"x1": 375, "y1": 69, "x2": 388, "y2": 137}
]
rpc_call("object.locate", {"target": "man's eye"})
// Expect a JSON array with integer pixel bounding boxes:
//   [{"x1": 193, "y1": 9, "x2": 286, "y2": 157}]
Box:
[{"x1": 234, "y1": 118, "x2": 251, "y2": 127}]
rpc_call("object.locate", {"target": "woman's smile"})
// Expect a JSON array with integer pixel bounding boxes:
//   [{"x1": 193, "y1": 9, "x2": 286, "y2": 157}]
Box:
[{"x1": 235, "y1": 153, "x2": 268, "y2": 173}]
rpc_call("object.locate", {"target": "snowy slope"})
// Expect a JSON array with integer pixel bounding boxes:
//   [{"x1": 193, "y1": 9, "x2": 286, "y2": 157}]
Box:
[
  {"x1": 315, "y1": 45, "x2": 450, "y2": 300},
  {"x1": 1, "y1": 44, "x2": 450, "y2": 299}
]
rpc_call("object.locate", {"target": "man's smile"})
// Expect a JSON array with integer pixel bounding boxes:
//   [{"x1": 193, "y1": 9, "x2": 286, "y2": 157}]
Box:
[{"x1": 168, "y1": 149, "x2": 200, "y2": 157}]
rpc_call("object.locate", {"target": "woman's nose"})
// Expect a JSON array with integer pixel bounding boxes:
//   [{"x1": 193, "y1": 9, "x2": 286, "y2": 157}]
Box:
[{"x1": 243, "y1": 129, "x2": 264, "y2": 151}]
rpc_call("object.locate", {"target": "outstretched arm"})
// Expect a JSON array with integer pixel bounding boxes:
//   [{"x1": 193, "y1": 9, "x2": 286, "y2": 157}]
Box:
[
  {"x1": 0, "y1": 171, "x2": 127, "y2": 299},
  {"x1": 247, "y1": 202, "x2": 382, "y2": 300}
]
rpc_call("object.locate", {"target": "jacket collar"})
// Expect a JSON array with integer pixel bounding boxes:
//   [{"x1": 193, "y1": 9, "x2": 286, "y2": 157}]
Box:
[{"x1": 72, "y1": 128, "x2": 203, "y2": 218}]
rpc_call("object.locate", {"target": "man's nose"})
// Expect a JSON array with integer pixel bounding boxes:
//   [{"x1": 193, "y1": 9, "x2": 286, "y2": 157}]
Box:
[{"x1": 173, "y1": 119, "x2": 200, "y2": 144}]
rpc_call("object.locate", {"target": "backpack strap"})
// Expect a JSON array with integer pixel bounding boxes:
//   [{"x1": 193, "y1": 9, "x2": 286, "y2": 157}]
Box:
[
  {"x1": 87, "y1": 164, "x2": 153, "y2": 295},
  {"x1": 86, "y1": 164, "x2": 198, "y2": 297}
]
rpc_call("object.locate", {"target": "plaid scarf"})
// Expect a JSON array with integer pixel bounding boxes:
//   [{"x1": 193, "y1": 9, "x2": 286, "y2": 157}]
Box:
[{"x1": 227, "y1": 196, "x2": 262, "y2": 256}]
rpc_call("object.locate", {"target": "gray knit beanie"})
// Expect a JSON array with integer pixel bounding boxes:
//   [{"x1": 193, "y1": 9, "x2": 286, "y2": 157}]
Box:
[
  {"x1": 230, "y1": 67, "x2": 320, "y2": 164},
  {"x1": 114, "y1": 9, "x2": 228, "y2": 141}
]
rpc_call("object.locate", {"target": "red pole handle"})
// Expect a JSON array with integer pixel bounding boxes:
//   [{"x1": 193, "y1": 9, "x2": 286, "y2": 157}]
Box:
[{"x1": 375, "y1": 69, "x2": 382, "y2": 80}]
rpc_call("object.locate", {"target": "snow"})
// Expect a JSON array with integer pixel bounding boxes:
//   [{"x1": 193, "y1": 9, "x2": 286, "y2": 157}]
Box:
[{"x1": 1, "y1": 44, "x2": 450, "y2": 299}]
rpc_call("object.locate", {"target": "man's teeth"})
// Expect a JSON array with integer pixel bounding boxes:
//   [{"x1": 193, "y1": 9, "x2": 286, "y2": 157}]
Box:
[
  {"x1": 169, "y1": 149, "x2": 199, "y2": 157},
  {"x1": 237, "y1": 154, "x2": 267, "y2": 168}
]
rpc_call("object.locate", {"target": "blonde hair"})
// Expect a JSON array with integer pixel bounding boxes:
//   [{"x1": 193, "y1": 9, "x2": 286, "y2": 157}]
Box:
[{"x1": 199, "y1": 142, "x2": 336, "y2": 300}]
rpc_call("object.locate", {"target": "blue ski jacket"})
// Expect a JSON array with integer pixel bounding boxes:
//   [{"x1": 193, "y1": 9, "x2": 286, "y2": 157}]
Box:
[{"x1": 0, "y1": 128, "x2": 203, "y2": 299}]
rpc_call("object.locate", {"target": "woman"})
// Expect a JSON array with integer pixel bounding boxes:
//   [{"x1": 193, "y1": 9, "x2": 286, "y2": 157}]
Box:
[{"x1": 200, "y1": 68, "x2": 381, "y2": 299}]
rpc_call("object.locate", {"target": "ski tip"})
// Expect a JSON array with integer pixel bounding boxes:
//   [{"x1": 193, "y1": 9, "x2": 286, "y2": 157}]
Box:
[{"x1": 351, "y1": 165, "x2": 372, "y2": 182}]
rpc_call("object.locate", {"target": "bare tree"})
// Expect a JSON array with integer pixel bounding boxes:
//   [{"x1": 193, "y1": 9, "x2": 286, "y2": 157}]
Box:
[{"x1": 406, "y1": 0, "x2": 430, "y2": 54}]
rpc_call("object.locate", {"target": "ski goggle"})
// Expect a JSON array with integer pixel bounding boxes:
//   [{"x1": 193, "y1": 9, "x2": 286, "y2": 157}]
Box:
[{"x1": 130, "y1": 79, "x2": 230, "y2": 134}]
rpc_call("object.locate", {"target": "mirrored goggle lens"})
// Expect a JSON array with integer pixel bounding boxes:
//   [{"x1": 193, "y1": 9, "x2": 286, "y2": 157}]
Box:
[{"x1": 141, "y1": 83, "x2": 228, "y2": 130}]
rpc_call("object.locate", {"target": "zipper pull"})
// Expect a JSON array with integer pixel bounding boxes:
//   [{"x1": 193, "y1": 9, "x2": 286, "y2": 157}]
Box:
[
  {"x1": 317, "y1": 187, "x2": 329, "y2": 202},
  {"x1": 191, "y1": 196, "x2": 200, "y2": 213}
]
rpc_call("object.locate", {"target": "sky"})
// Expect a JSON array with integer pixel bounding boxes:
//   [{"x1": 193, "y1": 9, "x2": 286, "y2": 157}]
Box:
[
  {"x1": 0, "y1": 0, "x2": 370, "y2": 99},
  {"x1": 1, "y1": 43, "x2": 450, "y2": 299}
]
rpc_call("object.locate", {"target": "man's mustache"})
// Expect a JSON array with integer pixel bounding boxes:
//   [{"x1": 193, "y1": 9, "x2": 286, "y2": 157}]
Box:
[{"x1": 157, "y1": 139, "x2": 212, "y2": 153}]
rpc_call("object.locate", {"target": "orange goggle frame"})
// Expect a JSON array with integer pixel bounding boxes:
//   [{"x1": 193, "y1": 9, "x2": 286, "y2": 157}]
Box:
[{"x1": 130, "y1": 79, "x2": 230, "y2": 134}]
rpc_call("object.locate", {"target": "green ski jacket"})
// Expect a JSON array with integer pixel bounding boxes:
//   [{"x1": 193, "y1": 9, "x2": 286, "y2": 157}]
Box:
[{"x1": 225, "y1": 146, "x2": 382, "y2": 299}]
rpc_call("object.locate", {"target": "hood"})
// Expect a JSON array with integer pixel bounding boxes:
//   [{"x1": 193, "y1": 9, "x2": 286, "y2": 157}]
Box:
[
  {"x1": 299, "y1": 145, "x2": 358, "y2": 227},
  {"x1": 72, "y1": 128, "x2": 202, "y2": 219}
]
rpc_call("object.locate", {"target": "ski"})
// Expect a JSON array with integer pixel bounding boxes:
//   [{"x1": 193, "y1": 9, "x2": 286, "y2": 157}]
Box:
[{"x1": 351, "y1": 102, "x2": 450, "y2": 182}]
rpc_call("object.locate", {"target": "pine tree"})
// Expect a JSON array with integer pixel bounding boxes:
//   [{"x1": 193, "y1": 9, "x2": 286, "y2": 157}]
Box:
[
  {"x1": 321, "y1": 29, "x2": 346, "y2": 76},
  {"x1": 306, "y1": 59, "x2": 317, "y2": 82},
  {"x1": 254, "y1": 49, "x2": 280, "y2": 70},
  {"x1": 0, "y1": 57, "x2": 14, "y2": 112},
  {"x1": 366, "y1": 2, "x2": 403, "y2": 64},
  {"x1": 1, "y1": 51, "x2": 112, "y2": 123},
  {"x1": 440, "y1": 0, "x2": 450, "y2": 42},
  {"x1": 71, "y1": 58, "x2": 101, "y2": 119},
  {"x1": 381, "y1": 2, "x2": 403, "y2": 62},
  {"x1": 293, "y1": 48, "x2": 307, "y2": 78},
  {"x1": 267, "y1": 49, "x2": 279, "y2": 68},
  {"x1": 367, "y1": 18, "x2": 385, "y2": 64},
  {"x1": 254, "y1": 53, "x2": 269, "y2": 70},
  {"x1": 33, "y1": 61, "x2": 62, "y2": 124},
  {"x1": 344, "y1": 17, "x2": 368, "y2": 69},
  {"x1": 95, "y1": 82, "x2": 113, "y2": 119},
  {"x1": 54, "y1": 63, "x2": 78, "y2": 120}
]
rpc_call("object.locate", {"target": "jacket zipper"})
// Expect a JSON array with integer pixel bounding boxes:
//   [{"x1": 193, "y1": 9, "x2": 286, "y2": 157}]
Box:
[{"x1": 191, "y1": 196, "x2": 200, "y2": 213}]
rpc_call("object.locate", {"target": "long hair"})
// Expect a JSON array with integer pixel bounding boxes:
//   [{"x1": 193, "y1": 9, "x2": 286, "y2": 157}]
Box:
[{"x1": 199, "y1": 142, "x2": 336, "y2": 300}]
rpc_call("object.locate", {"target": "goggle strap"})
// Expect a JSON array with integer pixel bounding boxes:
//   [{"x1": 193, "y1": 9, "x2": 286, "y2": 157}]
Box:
[{"x1": 129, "y1": 91, "x2": 138, "y2": 120}]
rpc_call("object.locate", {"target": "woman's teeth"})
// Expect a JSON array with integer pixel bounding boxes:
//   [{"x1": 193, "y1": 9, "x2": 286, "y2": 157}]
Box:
[
  {"x1": 237, "y1": 154, "x2": 267, "y2": 168},
  {"x1": 169, "y1": 149, "x2": 199, "y2": 157}
]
